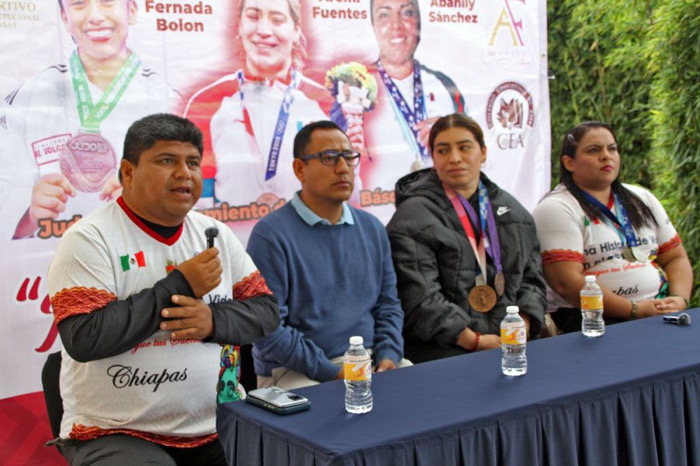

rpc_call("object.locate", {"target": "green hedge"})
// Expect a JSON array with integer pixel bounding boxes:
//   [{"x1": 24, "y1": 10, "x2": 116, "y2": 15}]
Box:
[
  {"x1": 645, "y1": 0, "x2": 700, "y2": 305},
  {"x1": 548, "y1": 0, "x2": 699, "y2": 304},
  {"x1": 548, "y1": 0, "x2": 657, "y2": 188}
]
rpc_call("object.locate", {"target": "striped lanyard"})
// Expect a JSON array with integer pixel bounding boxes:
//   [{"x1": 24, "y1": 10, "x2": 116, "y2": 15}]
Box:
[
  {"x1": 443, "y1": 181, "x2": 503, "y2": 283},
  {"x1": 237, "y1": 70, "x2": 298, "y2": 180},
  {"x1": 69, "y1": 50, "x2": 140, "y2": 133},
  {"x1": 376, "y1": 60, "x2": 429, "y2": 161},
  {"x1": 582, "y1": 190, "x2": 640, "y2": 248}
]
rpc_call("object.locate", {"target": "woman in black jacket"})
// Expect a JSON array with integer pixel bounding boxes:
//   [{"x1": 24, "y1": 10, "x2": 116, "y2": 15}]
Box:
[{"x1": 386, "y1": 113, "x2": 546, "y2": 363}]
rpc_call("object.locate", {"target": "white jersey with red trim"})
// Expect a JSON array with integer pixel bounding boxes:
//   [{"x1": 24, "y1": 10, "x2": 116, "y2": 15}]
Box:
[
  {"x1": 47, "y1": 200, "x2": 257, "y2": 443},
  {"x1": 185, "y1": 70, "x2": 334, "y2": 209},
  {"x1": 533, "y1": 183, "x2": 681, "y2": 312},
  {"x1": 0, "y1": 58, "x2": 176, "y2": 239}
]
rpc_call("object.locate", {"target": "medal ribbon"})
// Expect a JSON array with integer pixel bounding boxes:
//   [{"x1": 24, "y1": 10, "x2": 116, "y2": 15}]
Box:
[
  {"x1": 474, "y1": 181, "x2": 504, "y2": 276},
  {"x1": 443, "y1": 183, "x2": 487, "y2": 284},
  {"x1": 69, "y1": 51, "x2": 140, "y2": 133},
  {"x1": 612, "y1": 192, "x2": 641, "y2": 247},
  {"x1": 582, "y1": 190, "x2": 641, "y2": 248},
  {"x1": 376, "y1": 60, "x2": 429, "y2": 161},
  {"x1": 237, "y1": 70, "x2": 298, "y2": 180}
]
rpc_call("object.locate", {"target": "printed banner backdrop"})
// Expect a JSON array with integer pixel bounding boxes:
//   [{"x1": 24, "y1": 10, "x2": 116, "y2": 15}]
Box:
[{"x1": 0, "y1": 0, "x2": 549, "y2": 460}]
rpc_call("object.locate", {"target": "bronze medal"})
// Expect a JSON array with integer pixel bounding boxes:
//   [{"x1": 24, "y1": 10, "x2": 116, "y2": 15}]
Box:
[
  {"x1": 60, "y1": 133, "x2": 117, "y2": 192},
  {"x1": 621, "y1": 247, "x2": 636, "y2": 263},
  {"x1": 469, "y1": 285, "x2": 497, "y2": 313},
  {"x1": 494, "y1": 272, "x2": 505, "y2": 297}
]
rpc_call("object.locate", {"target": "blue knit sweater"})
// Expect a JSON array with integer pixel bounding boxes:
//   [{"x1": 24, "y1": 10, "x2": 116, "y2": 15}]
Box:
[{"x1": 247, "y1": 201, "x2": 404, "y2": 382}]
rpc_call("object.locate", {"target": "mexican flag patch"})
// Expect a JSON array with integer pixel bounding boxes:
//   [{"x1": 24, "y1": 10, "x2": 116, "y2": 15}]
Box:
[{"x1": 120, "y1": 251, "x2": 146, "y2": 271}]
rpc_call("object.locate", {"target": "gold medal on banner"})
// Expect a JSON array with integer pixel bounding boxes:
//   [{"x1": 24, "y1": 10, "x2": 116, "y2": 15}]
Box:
[
  {"x1": 494, "y1": 272, "x2": 505, "y2": 297},
  {"x1": 469, "y1": 285, "x2": 497, "y2": 313},
  {"x1": 60, "y1": 133, "x2": 117, "y2": 192}
]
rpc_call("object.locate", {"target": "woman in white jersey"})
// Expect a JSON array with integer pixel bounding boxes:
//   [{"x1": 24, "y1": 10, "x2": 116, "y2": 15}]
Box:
[{"x1": 532, "y1": 121, "x2": 693, "y2": 333}]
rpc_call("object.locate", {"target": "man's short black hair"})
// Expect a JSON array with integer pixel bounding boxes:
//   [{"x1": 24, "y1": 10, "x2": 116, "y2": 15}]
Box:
[
  {"x1": 120, "y1": 113, "x2": 203, "y2": 181},
  {"x1": 293, "y1": 120, "x2": 344, "y2": 158}
]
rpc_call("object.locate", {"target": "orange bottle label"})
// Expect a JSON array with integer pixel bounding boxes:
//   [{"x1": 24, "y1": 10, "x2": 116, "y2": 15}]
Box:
[
  {"x1": 344, "y1": 361, "x2": 371, "y2": 381},
  {"x1": 501, "y1": 327, "x2": 526, "y2": 345},
  {"x1": 581, "y1": 295, "x2": 603, "y2": 309}
]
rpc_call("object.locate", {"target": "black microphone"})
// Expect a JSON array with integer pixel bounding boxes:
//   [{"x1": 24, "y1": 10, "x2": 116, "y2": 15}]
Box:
[
  {"x1": 663, "y1": 313, "x2": 691, "y2": 326},
  {"x1": 205, "y1": 227, "x2": 219, "y2": 249}
]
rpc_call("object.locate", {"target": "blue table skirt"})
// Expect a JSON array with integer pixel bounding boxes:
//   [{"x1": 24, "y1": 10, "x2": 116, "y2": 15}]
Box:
[{"x1": 218, "y1": 311, "x2": 700, "y2": 466}]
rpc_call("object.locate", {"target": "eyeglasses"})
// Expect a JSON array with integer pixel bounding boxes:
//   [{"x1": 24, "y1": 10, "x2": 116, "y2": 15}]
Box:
[{"x1": 298, "y1": 150, "x2": 361, "y2": 167}]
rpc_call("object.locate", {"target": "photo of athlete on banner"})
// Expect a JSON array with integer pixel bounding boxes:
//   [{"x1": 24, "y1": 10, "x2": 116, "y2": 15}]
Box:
[
  {"x1": 185, "y1": 0, "x2": 359, "y2": 233},
  {"x1": 361, "y1": 0, "x2": 465, "y2": 213},
  {"x1": 0, "y1": 0, "x2": 178, "y2": 240}
]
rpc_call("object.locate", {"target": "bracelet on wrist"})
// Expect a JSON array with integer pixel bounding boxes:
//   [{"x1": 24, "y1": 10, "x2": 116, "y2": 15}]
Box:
[
  {"x1": 671, "y1": 294, "x2": 690, "y2": 309},
  {"x1": 629, "y1": 301, "x2": 638, "y2": 320},
  {"x1": 470, "y1": 332, "x2": 482, "y2": 352}
]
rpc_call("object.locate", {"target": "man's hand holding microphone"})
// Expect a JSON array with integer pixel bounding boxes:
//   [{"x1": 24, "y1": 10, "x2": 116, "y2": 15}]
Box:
[{"x1": 160, "y1": 227, "x2": 221, "y2": 340}]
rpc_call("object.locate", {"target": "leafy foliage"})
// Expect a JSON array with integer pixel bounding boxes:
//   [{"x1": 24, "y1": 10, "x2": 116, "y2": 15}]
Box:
[
  {"x1": 645, "y1": 0, "x2": 700, "y2": 304},
  {"x1": 547, "y1": 0, "x2": 657, "y2": 188}
]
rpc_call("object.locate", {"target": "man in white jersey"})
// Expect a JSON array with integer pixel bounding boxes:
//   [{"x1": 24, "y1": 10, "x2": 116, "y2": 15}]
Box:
[
  {"x1": 360, "y1": 0, "x2": 465, "y2": 223},
  {"x1": 0, "y1": 0, "x2": 177, "y2": 240},
  {"x1": 47, "y1": 113, "x2": 279, "y2": 464}
]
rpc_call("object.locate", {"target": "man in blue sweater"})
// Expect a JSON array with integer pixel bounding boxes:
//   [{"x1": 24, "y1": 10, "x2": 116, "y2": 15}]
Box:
[{"x1": 247, "y1": 120, "x2": 410, "y2": 389}]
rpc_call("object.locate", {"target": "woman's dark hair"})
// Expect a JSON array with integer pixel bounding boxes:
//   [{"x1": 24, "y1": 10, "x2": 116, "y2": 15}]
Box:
[
  {"x1": 559, "y1": 121, "x2": 656, "y2": 230},
  {"x1": 428, "y1": 113, "x2": 485, "y2": 153}
]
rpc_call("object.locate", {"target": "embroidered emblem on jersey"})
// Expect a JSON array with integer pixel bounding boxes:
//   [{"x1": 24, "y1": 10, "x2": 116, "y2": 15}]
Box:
[
  {"x1": 166, "y1": 260, "x2": 178, "y2": 274},
  {"x1": 120, "y1": 251, "x2": 146, "y2": 271},
  {"x1": 32, "y1": 133, "x2": 71, "y2": 168}
]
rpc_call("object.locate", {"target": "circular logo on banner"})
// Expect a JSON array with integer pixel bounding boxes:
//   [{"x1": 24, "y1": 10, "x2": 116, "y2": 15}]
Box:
[{"x1": 485, "y1": 81, "x2": 535, "y2": 151}]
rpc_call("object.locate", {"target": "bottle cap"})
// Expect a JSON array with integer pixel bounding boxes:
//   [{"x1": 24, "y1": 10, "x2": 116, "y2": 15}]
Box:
[
  {"x1": 585, "y1": 275, "x2": 596, "y2": 283},
  {"x1": 506, "y1": 305, "x2": 519, "y2": 314},
  {"x1": 349, "y1": 336, "x2": 363, "y2": 345}
]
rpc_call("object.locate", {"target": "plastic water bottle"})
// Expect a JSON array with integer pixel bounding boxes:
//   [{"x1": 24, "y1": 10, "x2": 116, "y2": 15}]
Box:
[
  {"x1": 581, "y1": 275, "x2": 605, "y2": 337},
  {"x1": 501, "y1": 306, "x2": 527, "y2": 376},
  {"x1": 344, "y1": 336, "x2": 373, "y2": 414}
]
